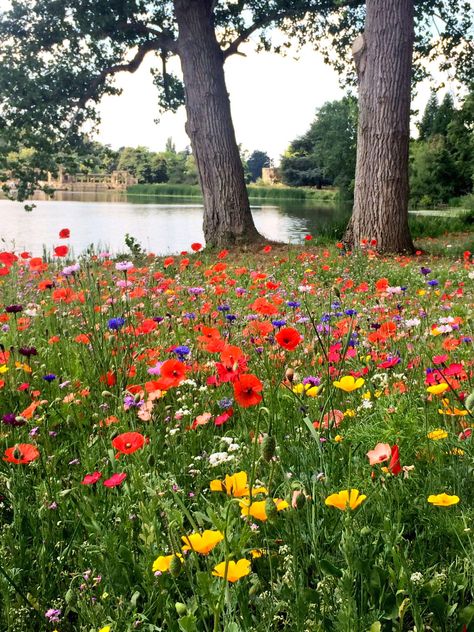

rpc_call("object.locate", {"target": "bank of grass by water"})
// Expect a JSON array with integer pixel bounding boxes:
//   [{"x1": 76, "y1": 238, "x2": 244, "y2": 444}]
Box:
[{"x1": 127, "y1": 182, "x2": 338, "y2": 202}]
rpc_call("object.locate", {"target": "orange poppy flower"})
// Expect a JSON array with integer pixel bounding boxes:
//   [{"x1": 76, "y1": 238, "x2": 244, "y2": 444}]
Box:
[{"x1": 3, "y1": 443, "x2": 40, "y2": 464}]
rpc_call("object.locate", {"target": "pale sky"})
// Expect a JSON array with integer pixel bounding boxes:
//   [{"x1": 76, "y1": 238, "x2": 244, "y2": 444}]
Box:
[{"x1": 96, "y1": 42, "x2": 455, "y2": 164}]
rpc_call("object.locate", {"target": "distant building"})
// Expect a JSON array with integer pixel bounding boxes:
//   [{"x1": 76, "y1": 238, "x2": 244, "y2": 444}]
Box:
[
  {"x1": 46, "y1": 168, "x2": 137, "y2": 191},
  {"x1": 261, "y1": 167, "x2": 281, "y2": 185}
]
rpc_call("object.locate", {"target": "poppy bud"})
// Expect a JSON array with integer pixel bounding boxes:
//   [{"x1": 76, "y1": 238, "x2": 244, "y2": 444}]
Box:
[
  {"x1": 249, "y1": 579, "x2": 261, "y2": 597},
  {"x1": 285, "y1": 368, "x2": 294, "y2": 383},
  {"x1": 65, "y1": 588, "x2": 77, "y2": 606},
  {"x1": 293, "y1": 490, "x2": 306, "y2": 510},
  {"x1": 465, "y1": 391, "x2": 474, "y2": 412},
  {"x1": 169, "y1": 554, "x2": 182, "y2": 577},
  {"x1": 134, "y1": 392, "x2": 142, "y2": 403},
  {"x1": 147, "y1": 454, "x2": 155, "y2": 467},
  {"x1": 13, "y1": 446, "x2": 22, "y2": 460},
  {"x1": 175, "y1": 602, "x2": 187, "y2": 616},
  {"x1": 261, "y1": 435, "x2": 276, "y2": 462},
  {"x1": 333, "y1": 287, "x2": 341, "y2": 298},
  {"x1": 101, "y1": 391, "x2": 113, "y2": 398},
  {"x1": 264, "y1": 497, "x2": 278, "y2": 521}
]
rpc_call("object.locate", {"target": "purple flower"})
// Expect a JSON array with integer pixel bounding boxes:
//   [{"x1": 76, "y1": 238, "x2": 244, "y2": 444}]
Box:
[
  {"x1": 115, "y1": 261, "x2": 134, "y2": 271},
  {"x1": 42, "y1": 373, "x2": 57, "y2": 382},
  {"x1": 45, "y1": 608, "x2": 61, "y2": 623},
  {"x1": 2, "y1": 413, "x2": 25, "y2": 427},
  {"x1": 5, "y1": 304, "x2": 22, "y2": 313},
  {"x1": 420, "y1": 267, "x2": 431, "y2": 276},
  {"x1": 427, "y1": 279, "x2": 439, "y2": 287},
  {"x1": 19, "y1": 346, "x2": 38, "y2": 357}
]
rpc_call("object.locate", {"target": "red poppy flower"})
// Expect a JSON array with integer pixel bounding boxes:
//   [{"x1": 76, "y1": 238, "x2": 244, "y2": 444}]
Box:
[
  {"x1": 388, "y1": 445, "x2": 401, "y2": 475},
  {"x1": 233, "y1": 374, "x2": 263, "y2": 408},
  {"x1": 276, "y1": 327, "x2": 301, "y2": 351},
  {"x1": 304, "y1": 235, "x2": 313, "y2": 241},
  {"x1": 3, "y1": 443, "x2": 40, "y2": 464},
  {"x1": 191, "y1": 242, "x2": 202, "y2": 252},
  {"x1": 81, "y1": 471, "x2": 102, "y2": 485},
  {"x1": 112, "y1": 432, "x2": 146, "y2": 456},
  {"x1": 59, "y1": 228, "x2": 70, "y2": 239},
  {"x1": 54, "y1": 245, "x2": 69, "y2": 257},
  {"x1": 103, "y1": 472, "x2": 127, "y2": 488},
  {"x1": 159, "y1": 359, "x2": 187, "y2": 388}
]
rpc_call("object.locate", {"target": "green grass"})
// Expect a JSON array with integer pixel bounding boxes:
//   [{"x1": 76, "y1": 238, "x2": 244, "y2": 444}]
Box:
[{"x1": 127, "y1": 183, "x2": 338, "y2": 202}]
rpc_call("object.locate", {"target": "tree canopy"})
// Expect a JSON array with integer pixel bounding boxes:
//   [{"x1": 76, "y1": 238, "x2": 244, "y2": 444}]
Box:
[
  {"x1": 280, "y1": 96, "x2": 357, "y2": 191},
  {"x1": 1, "y1": 0, "x2": 471, "y2": 198}
]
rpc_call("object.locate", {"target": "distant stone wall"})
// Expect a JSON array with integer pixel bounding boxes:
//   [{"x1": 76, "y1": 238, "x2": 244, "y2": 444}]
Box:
[
  {"x1": 47, "y1": 169, "x2": 138, "y2": 191},
  {"x1": 261, "y1": 167, "x2": 281, "y2": 184}
]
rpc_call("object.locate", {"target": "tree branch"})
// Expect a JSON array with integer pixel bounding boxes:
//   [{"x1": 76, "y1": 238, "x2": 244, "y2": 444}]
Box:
[{"x1": 77, "y1": 35, "x2": 176, "y2": 108}]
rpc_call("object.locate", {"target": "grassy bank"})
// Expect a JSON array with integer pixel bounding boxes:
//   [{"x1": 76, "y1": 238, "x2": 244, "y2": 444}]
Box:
[{"x1": 127, "y1": 182, "x2": 338, "y2": 202}]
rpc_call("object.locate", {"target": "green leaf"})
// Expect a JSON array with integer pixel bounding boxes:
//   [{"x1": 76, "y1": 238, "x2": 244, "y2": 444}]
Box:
[
  {"x1": 319, "y1": 559, "x2": 343, "y2": 578},
  {"x1": 178, "y1": 614, "x2": 197, "y2": 632}
]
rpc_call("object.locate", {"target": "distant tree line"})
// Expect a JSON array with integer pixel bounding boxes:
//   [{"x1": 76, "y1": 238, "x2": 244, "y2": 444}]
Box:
[
  {"x1": 61, "y1": 138, "x2": 271, "y2": 187},
  {"x1": 279, "y1": 92, "x2": 474, "y2": 206}
]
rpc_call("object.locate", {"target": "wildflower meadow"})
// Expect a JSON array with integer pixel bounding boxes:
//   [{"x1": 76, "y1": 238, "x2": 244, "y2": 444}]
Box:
[{"x1": 0, "y1": 235, "x2": 473, "y2": 632}]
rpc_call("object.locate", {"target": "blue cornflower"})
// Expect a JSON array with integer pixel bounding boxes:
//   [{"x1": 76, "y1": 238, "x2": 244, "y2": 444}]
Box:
[
  {"x1": 427, "y1": 279, "x2": 439, "y2": 287},
  {"x1": 174, "y1": 345, "x2": 190, "y2": 359},
  {"x1": 345, "y1": 309, "x2": 357, "y2": 316},
  {"x1": 287, "y1": 301, "x2": 301, "y2": 308},
  {"x1": 184, "y1": 312, "x2": 196, "y2": 319},
  {"x1": 217, "y1": 304, "x2": 230, "y2": 312},
  {"x1": 272, "y1": 319, "x2": 287, "y2": 328},
  {"x1": 108, "y1": 317, "x2": 125, "y2": 330},
  {"x1": 42, "y1": 374, "x2": 57, "y2": 382},
  {"x1": 226, "y1": 314, "x2": 237, "y2": 322},
  {"x1": 218, "y1": 397, "x2": 233, "y2": 409}
]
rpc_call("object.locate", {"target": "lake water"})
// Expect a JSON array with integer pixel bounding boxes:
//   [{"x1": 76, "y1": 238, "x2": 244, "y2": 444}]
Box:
[{"x1": 0, "y1": 191, "x2": 350, "y2": 256}]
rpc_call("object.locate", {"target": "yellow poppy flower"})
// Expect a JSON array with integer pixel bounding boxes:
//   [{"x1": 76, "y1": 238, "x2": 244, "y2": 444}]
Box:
[
  {"x1": 210, "y1": 471, "x2": 267, "y2": 498},
  {"x1": 324, "y1": 489, "x2": 367, "y2": 511},
  {"x1": 427, "y1": 383, "x2": 449, "y2": 395},
  {"x1": 99, "y1": 627, "x2": 111, "y2": 632},
  {"x1": 152, "y1": 553, "x2": 183, "y2": 573},
  {"x1": 427, "y1": 429, "x2": 448, "y2": 440},
  {"x1": 239, "y1": 498, "x2": 289, "y2": 521},
  {"x1": 212, "y1": 559, "x2": 251, "y2": 582},
  {"x1": 427, "y1": 493, "x2": 460, "y2": 507},
  {"x1": 181, "y1": 530, "x2": 224, "y2": 555},
  {"x1": 0, "y1": 365, "x2": 8, "y2": 374},
  {"x1": 333, "y1": 376, "x2": 365, "y2": 392}
]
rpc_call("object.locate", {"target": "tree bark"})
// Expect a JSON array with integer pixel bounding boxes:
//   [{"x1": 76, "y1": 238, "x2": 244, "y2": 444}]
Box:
[
  {"x1": 344, "y1": 0, "x2": 415, "y2": 254},
  {"x1": 173, "y1": 0, "x2": 263, "y2": 248}
]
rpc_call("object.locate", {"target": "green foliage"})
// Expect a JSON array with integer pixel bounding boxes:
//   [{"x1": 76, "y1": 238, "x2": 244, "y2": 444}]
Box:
[
  {"x1": 410, "y1": 91, "x2": 474, "y2": 206},
  {"x1": 280, "y1": 96, "x2": 357, "y2": 192},
  {"x1": 247, "y1": 150, "x2": 270, "y2": 182}
]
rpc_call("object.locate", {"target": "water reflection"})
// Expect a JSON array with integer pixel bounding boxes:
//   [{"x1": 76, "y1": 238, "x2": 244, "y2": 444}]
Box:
[{"x1": 0, "y1": 191, "x2": 349, "y2": 255}]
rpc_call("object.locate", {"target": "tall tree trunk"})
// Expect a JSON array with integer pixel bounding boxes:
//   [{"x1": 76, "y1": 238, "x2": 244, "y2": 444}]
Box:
[
  {"x1": 174, "y1": 0, "x2": 263, "y2": 248},
  {"x1": 344, "y1": 0, "x2": 415, "y2": 254}
]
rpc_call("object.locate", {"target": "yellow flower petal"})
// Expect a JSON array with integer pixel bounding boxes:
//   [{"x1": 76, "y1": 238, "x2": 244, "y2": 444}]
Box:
[
  {"x1": 427, "y1": 493, "x2": 460, "y2": 507},
  {"x1": 212, "y1": 559, "x2": 251, "y2": 582}
]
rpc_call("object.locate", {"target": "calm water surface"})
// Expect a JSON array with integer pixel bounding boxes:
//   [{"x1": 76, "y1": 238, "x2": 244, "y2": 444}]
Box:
[{"x1": 0, "y1": 191, "x2": 349, "y2": 255}]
